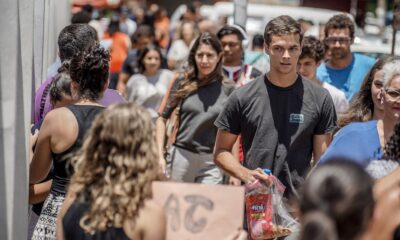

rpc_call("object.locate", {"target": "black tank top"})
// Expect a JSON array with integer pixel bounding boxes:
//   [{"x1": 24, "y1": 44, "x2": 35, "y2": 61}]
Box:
[
  {"x1": 51, "y1": 105, "x2": 104, "y2": 195},
  {"x1": 63, "y1": 196, "x2": 130, "y2": 240}
]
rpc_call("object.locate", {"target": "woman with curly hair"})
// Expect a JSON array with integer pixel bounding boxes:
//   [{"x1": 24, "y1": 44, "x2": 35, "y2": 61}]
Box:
[
  {"x1": 57, "y1": 103, "x2": 165, "y2": 240},
  {"x1": 29, "y1": 44, "x2": 109, "y2": 239},
  {"x1": 337, "y1": 56, "x2": 400, "y2": 130},
  {"x1": 156, "y1": 32, "x2": 234, "y2": 183}
]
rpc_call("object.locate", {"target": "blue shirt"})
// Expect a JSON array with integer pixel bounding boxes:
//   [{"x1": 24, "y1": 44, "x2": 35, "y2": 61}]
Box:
[
  {"x1": 318, "y1": 120, "x2": 383, "y2": 167},
  {"x1": 317, "y1": 53, "x2": 375, "y2": 101}
]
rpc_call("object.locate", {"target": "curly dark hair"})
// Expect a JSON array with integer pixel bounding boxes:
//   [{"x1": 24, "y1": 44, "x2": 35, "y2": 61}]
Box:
[
  {"x1": 324, "y1": 14, "x2": 355, "y2": 40},
  {"x1": 264, "y1": 15, "x2": 303, "y2": 45},
  {"x1": 49, "y1": 66, "x2": 72, "y2": 106},
  {"x1": 69, "y1": 44, "x2": 110, "y2": 101},
  {"x1": 337, "y1": 56, "x2": 399, "y2": 130},
  {"x1": 300, "y1": 36, "x2": 325, "y2": 62},
  {"x1": 384, "y1": 122, "x2": 400, "y2": 161},
  {"x1": 58, "y1": 24, "x2": 98, "y2": 62}
]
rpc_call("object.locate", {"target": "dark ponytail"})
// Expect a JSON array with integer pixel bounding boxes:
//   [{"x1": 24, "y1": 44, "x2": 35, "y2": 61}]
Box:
[
  {"x1": 299, "y1": 211, "x2": 338, "y2": 240},
  {"x1": 69, "y1": 44, "x2": 110, "y2": 101},
  {"x1": 299, "y1": 159, "x2": 374, "y2": 240}
]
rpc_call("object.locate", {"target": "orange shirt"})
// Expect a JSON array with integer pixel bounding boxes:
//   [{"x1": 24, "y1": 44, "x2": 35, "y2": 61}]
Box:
[{"x1": 104, "y1": 32, "x2": 130, "y2": 73}]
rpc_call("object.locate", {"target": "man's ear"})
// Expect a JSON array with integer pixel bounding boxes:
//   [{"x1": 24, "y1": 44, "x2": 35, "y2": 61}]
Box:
[
  {"x1": 264, "y1": 43, "x2": 270, "y2": 55},
  {"x1": 316, "y1": 60, "x2": 322, "y2": 67}
]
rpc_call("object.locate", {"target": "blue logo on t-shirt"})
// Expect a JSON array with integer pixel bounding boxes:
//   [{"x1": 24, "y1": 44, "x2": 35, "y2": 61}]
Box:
[{"x1": 289, "y1": 113, "x2": 304, "y2": 123}]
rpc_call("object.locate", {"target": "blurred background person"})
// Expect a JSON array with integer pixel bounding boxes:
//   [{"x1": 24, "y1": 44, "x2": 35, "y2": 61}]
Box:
[
  {"x1": 104, "y1": 17, "x2": 131, "y2": 89},
  {"x1": 153, "y1": 6, "x2": 170, "y2": 49},
  {"x1": 317, "y1": 14, "x2": 375, "y2": 101},
  {"x1": 217, "y1": 25, "x2": 261, "y2": 86},
  {"x1": 117, "y1": 25, "x2": 167, "y2": 95},
  {"x1": 297, "y1": 36, "x2": 349, "y2": 116},
  {"x1": 244, "y1": 33, "x2": 270, "y2": 74},
  {"x1": 167, "y1": 21, "x2": 198, "y2": 71},
  {"x1": 126, "y1": 44, "x2": 173, "y2": 119},
  {"x1": 57, "y1": 103, "x2": 166, "y2": 240},
  {"x1": 119, "y1": 5, "x2": 136, "y2": 37}
]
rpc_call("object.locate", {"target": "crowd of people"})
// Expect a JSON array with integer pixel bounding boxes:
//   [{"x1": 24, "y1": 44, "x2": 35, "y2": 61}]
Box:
[{"x1": 28, "y1": 2, "x2": 400, "y2": 240}]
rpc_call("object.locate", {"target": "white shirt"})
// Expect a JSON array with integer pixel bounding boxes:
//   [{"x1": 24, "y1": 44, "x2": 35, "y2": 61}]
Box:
[
  {"x1": 322, "y1": 82, "x2": 349, "y2": 116},
  {"x1": 167, "y1": 39, "x2": 193, "y2": 71},
  {"x1": 126, "y1": 69, "x2": 174, "y2": 118}
]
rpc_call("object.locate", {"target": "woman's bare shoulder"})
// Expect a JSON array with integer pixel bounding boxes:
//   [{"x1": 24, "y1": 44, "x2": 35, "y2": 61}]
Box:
[{"x1": 124, "y1": 199, "x2": 166, "y2": 240}]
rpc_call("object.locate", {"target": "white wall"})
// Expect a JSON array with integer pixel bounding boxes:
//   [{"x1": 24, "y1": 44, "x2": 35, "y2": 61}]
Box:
[{"x1": 0, "y1": 0, "x2": 70, "y2": 239}]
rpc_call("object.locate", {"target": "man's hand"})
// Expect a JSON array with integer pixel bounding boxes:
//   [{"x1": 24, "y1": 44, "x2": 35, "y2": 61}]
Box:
[{"x1": 245, "y1": 168, "x2": 272, "y2": 186}]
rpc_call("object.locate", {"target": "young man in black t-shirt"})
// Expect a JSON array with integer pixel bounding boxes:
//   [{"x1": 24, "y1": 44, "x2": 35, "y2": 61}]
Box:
[{"x1": 214, "y1": 15, "x2": 337, "y2": 199}]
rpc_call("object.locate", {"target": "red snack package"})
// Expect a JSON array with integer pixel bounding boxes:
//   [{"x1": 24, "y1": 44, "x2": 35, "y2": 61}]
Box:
[
  {"x1": 246, "y1": 193, "x2": 273, "y2": 239},
  {"x1": 245, "y1": 172, "x2": 295, "y2": 239}
]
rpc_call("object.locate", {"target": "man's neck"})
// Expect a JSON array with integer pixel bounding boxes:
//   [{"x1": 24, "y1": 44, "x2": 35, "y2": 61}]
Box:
[
  {"x1": 223, "y1": 60, "x2": 242, "y2": 67},
  {"x1": 328, "y1": 53, "x2": 353, "y2": 69},
  {"x1": 267, "y1": 70, "x2": 298, "y2": 88}
]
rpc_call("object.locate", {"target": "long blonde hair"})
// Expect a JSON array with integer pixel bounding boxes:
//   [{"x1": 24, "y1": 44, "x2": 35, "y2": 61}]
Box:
[{"x1": 68, "y1": 103, "x2": 160, "y2": 234}]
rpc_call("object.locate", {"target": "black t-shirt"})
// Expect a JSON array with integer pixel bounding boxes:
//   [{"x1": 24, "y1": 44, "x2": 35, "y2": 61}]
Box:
[
  {"x1": 161, "y1": 79, "x2": 234, "y2": 153},
  {"x1": 215, "y1": 74, "x2": 337, "y2": 197}
]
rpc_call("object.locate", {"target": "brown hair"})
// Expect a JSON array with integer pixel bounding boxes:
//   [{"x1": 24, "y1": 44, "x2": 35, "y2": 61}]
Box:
[
  {"x1": 337, "y1": 56, "x2": 399, "y2": 129},
  {"x1": 300, "y1": 36, "x2": 325, "y2": 62},
  {"x1": 68, "y1": 103, "x2": 161, "y2": 234},
  {"x1": 264, "y1": 15, "x2": 303, "y2": 45},
  {"x1": 171, "y1": 32, "x2": 224, "y2": 107},
  {"x1": 324, "y1": 14, "x2": 355, "y2": 40}
]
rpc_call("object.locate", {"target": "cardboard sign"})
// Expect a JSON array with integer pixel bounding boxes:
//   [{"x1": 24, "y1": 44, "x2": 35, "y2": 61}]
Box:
[{"x1": 152, "y1": 181, "x2": 245, "y2": 240}]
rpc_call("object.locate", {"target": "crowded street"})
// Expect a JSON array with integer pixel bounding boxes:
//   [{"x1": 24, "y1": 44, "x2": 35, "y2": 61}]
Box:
[{"x1": 1, "y1": 0, "x2": 400, "y2": 239}]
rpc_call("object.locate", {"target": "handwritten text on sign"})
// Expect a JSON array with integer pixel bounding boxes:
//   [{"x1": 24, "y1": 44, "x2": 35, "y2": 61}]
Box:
[{"x1": 152, "y1": 181, "x2": 245, "y2": 240}]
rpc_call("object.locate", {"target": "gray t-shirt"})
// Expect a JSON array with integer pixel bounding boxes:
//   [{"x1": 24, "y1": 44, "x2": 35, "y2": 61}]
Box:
[
  {"x1": 161, "y1": 79, "x2": 234, "y2": 153},
  {"x1": 215, "y1": 74, "x2": 337, "y2": 197}
]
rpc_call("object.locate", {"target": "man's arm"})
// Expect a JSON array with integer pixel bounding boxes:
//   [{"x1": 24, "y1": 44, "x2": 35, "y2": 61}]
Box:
[
  {"x1": 214, "y1": 129, "x2": 270, "y2": 183},
  {"x1": 313, "y1": 133, "x2": 332, "y2": 163}
]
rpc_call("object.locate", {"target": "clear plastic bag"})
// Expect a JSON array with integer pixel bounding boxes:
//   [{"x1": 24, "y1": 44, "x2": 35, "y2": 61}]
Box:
[{"x1": 245, "y1": 169, "x2": 298, "y2": 239}]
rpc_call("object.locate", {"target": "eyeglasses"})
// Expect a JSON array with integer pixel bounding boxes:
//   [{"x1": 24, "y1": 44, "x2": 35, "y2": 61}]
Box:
[
  {"x1": 324, "y1": 37, "x2": 351, "y2": 45},
  {"x1": 221, "y1": 42, "x2": 240, "y2": 48},
  {"x1": 384, "y1": 88, "x2": 400, "y2": 101},
  {"x1": 269, "y1": 46, "x2": 301, "y2": 56}
]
